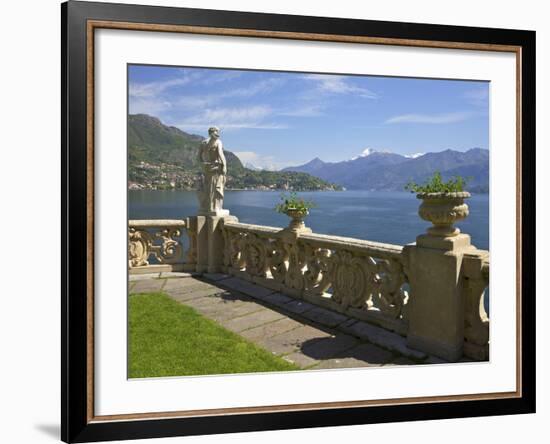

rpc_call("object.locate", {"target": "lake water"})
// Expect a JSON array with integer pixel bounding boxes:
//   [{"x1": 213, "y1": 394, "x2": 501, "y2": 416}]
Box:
[{"x1": 129, "y1": 190, "x2": 489, "y2": 250}]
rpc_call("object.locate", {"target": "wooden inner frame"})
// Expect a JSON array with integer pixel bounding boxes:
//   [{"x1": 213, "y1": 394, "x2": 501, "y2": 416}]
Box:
[{"x1": 86, "y1": 19, "x2": 523, "y2": 423}]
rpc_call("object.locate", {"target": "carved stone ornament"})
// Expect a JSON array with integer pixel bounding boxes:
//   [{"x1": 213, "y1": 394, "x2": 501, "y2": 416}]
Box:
[
  {"x1": 128, "y1": 226, "x2": 184, "y2": 266},
  {"x1": 417, "y1": 191, "x2": 470, "y2": 237}
]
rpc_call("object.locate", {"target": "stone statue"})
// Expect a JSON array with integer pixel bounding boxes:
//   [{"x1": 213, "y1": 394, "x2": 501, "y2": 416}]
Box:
[{"x1": 197, "y1": 126, "x2": 229, "y2": 216}]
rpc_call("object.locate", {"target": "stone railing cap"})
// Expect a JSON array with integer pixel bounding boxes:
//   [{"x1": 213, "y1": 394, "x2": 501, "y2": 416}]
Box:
[{"x1": 129, "y1": 219, "x2": 187, "y2": 227}]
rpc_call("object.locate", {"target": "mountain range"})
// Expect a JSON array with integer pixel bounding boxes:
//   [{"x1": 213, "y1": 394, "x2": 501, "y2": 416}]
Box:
[
  {"x1": 128, "y1": 114, "x2": 488, "y2": 193},
  {"x1": 128, "y1": 114, "x2": 340, "y2": 191},
  {"x1": 283, "y1": 148, "x2": 489, "y2": 193}
]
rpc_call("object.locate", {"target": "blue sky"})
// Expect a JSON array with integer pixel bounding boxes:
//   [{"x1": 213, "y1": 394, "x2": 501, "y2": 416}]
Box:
[{"x1": 128, "y1": 65, "x2": 489, "y2": 170}]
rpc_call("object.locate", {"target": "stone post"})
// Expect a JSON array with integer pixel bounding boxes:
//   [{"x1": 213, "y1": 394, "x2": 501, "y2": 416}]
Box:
[
  {"x1": 207, "y1": 214, "x2": 237, "y2": 273},
  {"x1": 183, "y1": 216, "x2": 198, "y2": 272},
  {"x1": 191, "y1": 213, "x2": 237, "y2": 274},
  {"x1": 194, "y1": 216, "x2": 208, "y2": 273},
  {"x1": 404, "y1": 234, "x2": 476, "y2": 361}
]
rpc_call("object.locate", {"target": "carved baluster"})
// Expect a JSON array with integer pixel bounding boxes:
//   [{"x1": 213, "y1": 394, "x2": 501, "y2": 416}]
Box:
[
  {"x1": 267, "y1": 239, "x2": 288, "y2": 282},
  {"x1": 222, "y1": 227, "x2": 232, "y2": 267},
  {"x1": 128, "y1": 228, "x2": 152, "y2": 267},
  {"x1": 303, "y1": 244, "x2": 332, "y2": 295},
  {"x1": 463, "y1": 253, "x2": 490, "y2": 360},
  {"x1": 464, "y1": 268, "x2": 489, "y2": 343},
  {"x1": 303, "y1": 244, "x2": 321, "y2": 290},
  {"x1": 228, "y1": 232, "x2": 245, "y2": 270},
  {"x1": 152, "y1": 227, "x2": 183, "y2": 264},
  {"x1": 243, "y1": 234, "x2": 268, "y2": 277},
  {"x1": 369, "y1": 258, "x2": 408, "y2": 319},
  {"x1": 331, "y1": 250, "x2": 370, "y2": 309},
  {"x1": 464, "y1": 275, "x2": 489, "y2": 345},
  {"x1": 284, "y1": 242, "x2": 306, "y2": 290}
]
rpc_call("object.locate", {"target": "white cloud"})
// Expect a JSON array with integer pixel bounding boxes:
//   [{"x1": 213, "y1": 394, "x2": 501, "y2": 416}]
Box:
[
  {"x1": 349, "y1": 148, "x2": 425, "y2": 160},
  {"x1": 278, "y1": 104, "x2": 324, "y2": 117},
  {"x1": 174, "y1": 105, "x2": 288, "y2": 131},
  {"x1": 130, "y1": 76, "x2": 285, "y2": 121},
  {"x1": 303, "y1": 74, "x2": 377, "y2": 99},
  {"x1": 233, "y1": 151, "x2": 291, "y2": 170},
  {"x1": 350, "y1": 147, "x2": 391, "y2": 160},
  {"x1": 385, "y1": 112, "x2": 473, "y2": 124},
  {"x1": 199, "y1": 70, "x2": 242, "y2": 84},
  {"x1": 128, "y1": 97, "x2": 173, "y2": 115},
  {"x1": 202, "y1": 105, "x2": 272, "y2": 122},
  {"x1": 129, "y1": 72, "x2": 202, "y2": 98},
  {"x1": 174, "y1": 95, "x2": 217, "y2": 109},
  {"x1": 223, "y1": 78, "x2": 284, "y2": 98}
]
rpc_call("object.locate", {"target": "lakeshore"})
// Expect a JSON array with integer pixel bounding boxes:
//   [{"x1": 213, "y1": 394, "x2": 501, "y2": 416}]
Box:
[{"x1": 129, "y1": 189, "x2": 489, "y2": 250}]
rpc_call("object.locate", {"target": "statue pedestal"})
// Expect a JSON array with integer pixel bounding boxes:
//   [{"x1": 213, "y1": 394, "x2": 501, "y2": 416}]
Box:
[
  {"x1": 198, "y1": 209, "x2": 230, "y2": 217},
  {"x1": 207, "y1": 214, "x2": 237, "y2": 273},
  {"x1": 192, "y1": 212, "x2": 236, "y2": 274}
]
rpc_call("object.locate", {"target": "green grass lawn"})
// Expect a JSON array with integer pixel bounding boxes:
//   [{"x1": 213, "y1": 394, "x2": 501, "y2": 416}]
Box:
[{"x1": 129, "y1": 292, "x2": 299, "y2": 378}]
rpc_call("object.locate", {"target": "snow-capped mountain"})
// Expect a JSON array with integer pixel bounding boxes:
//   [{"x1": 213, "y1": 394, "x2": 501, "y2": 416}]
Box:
[{"x1": 283, "y1": 148, "x2": 488, "y2": 192}]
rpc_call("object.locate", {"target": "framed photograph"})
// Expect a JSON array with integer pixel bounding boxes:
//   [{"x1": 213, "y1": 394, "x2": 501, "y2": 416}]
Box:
[{"x1": 62, "y1": 1, "x2": 535, "y2": 442}]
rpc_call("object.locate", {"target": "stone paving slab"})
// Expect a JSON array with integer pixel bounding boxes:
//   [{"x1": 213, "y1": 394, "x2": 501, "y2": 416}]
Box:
[
  {"x1": 218, "y1": 277, "x2": 275, "y2": 299},
  {"x1": 220, "y1": 308, "x2": 286, "y2": 333},
  {"x1": 248, "y1": 291, "x2": 294, "y2": 309},
  {"x1": 313, "y1": 357, "x2": 380, "y2": 370},
  {"x1": 282, "y1": 333, "x2": 360, "y2": 369},
  {"x1": 319, "y1": 342, "x2": 394, "y2": 368},
  {"x1": 168, "y1": 291, "x2": 206, "y2": 303},
  {"x1": 308, "y1": 343, "x2": 396, "y2": 370},
  {"x1": 301, "y1": 306, "x2": 349, "y2": 328},
  {"x1": 282, "y1": 351, "x2": 320, "y2": 368},
  {"x1": 257, "y1": 325, "x2": 332, "y2": 356},
  {"x1": 163, "y1": 277, "x2": 217, "y2": 292},
  {"x1": 129, "y1": 273, "x2": 161, "y2": 281},
  {"x1": 203, "y1": 273, "x2": 231, "y2": 281},
  {"x1": 300, "y1": 333, "x2": 359, "y2": 361},
  {"x1": 282, "y1": 300, "x2": 316, "y2": 315},
  {"x1": 349, "y1": 343, "x2": 395, "y2": 364},
  {"x1": 159, "y1": 271, "x2": 197, "y2": 279},
  {"x1": 167, "y1": 286, "x2": 227, "y2": 300},
  {"x1": 131, "y1": 279, "x2": 165, "y2": 293},
  {"x1": 183, "y1": 294, "x2": 240, "y2": 313},
  {"x1": 240, "y1": 317, "x2": 304, "y2": 342},
  {"x1": 338, "y1": 319, "x2": 427, "y2": 360},
  {"x1": 183, "y1": 294, "x2": 263, "y2": 323},
  {"x1": 208, "y1": 301, "x2": 266, "y2": 323}
]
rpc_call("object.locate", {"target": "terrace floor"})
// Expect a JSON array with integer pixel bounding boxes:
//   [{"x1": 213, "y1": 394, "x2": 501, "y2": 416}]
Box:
[{"x1": 130, "y1": 272, "x2": 448, "y2": 370}]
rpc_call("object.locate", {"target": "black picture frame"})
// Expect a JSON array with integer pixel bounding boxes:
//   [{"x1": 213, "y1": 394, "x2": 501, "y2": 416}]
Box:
[{"x1": 61, "y1": 1, "x2": 536, "y2": 442}]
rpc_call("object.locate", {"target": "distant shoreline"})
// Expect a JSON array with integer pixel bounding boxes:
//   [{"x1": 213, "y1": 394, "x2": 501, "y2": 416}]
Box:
[
  {"x1": 128, "y1": 188, "x2": 488, "y2": 194},
  {"x1": 128, "y1": 188, "x2": 342, "y2": 192}
]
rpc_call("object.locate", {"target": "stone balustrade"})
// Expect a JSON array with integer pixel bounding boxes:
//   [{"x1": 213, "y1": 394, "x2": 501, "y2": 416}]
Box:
[
  {"x1": 222, "y1": 221, "x2": 410, "y2": 335},
  {"x1": 128, "y1": 219, "x2": 197, "y2": 273},
  {"x1": 128, "y1": 214, "x2": 490, "y2": 362}
]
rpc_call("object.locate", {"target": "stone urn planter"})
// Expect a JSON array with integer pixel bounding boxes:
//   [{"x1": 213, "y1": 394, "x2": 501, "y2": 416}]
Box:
[
  {"x1": 417, "y1": 191, "x2": 470, "y2": 237},
  {"x1": 284, "y1": 208, "x2": 309, "y2": 232}
]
